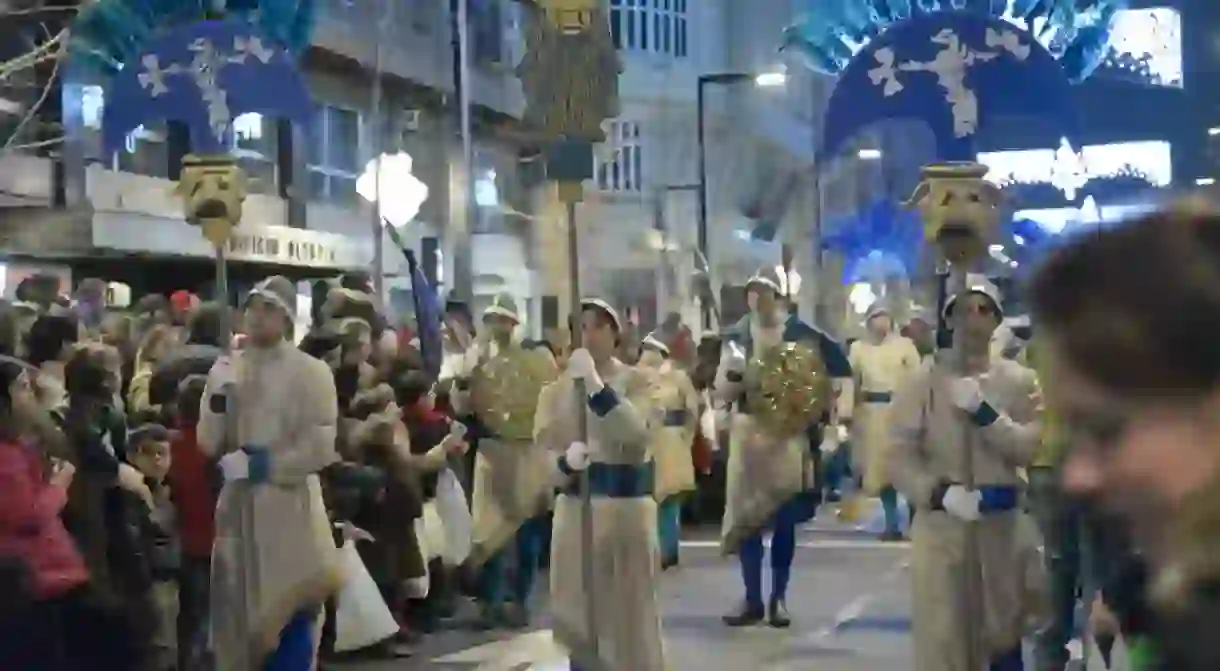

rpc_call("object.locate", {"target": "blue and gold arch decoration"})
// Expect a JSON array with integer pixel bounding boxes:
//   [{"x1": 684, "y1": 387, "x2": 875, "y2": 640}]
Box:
[
  {"x1": 816, "y1": 11, "x2": 1087, "y2": 162},
  {"x1": 69, "y1": 0, "x2": 317, "y2": 77},
  {"x1": 782, "y1": 0, "x2": 1123, "y2": 83}
]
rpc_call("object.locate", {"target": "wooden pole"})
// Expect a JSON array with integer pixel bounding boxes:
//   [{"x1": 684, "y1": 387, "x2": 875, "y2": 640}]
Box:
[{"x1": 561, "y1": 182, "x2": 600, "y2": 667}]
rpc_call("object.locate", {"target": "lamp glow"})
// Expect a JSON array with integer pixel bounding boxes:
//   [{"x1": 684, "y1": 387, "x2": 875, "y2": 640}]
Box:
[
  {"x1": 357, "y1": 151, "x2": 430, "y2": 227},
  {"x1": 754, "y1": 71, "x2": 788, "y2": 87}
]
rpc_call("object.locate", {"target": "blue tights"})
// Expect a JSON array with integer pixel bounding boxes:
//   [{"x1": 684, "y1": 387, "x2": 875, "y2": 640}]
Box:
[
  {"x1": 880, "y1": 485, "x2": 901, "y2": 534},
  {"x1": 263, "y1": 609, "x2": 316, "y2": 671},
  {"x1": 738, "y1": 515, "x2": 797, "y2": 608},
  {"x1": 989, "y1": 646, "x2": 1024, "y2": 670},
  {"x1": 657, "y1": 498, "x2": 682, "y2": 563},
  {"x1": 480, "y1": 515, "x2": 548, "y2": 605}
]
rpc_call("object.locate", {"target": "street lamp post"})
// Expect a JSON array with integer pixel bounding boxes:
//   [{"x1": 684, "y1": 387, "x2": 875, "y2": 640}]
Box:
[{"x1": 695, "y1": 71, "x2": 785, "y2": 330}]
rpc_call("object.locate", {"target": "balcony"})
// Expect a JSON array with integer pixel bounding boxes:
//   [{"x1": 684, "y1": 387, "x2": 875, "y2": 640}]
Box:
[
  {"x1": 312, "y1": 0, "x2": 523, "y2": 117},
  {"x1": 312, "y1": 0, "x2": 448, "y2": 91}
]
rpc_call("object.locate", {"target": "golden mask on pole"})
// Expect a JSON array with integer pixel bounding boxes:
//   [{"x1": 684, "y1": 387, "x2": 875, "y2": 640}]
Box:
[
  {"x1": 174, "y1": 154, "x2": 249, "y2": 247},
  {"x1": 906, "y1": 162, "x2": 1001, "y2": 265},
  {"x1": 539, "y1": 0, "x2": 598, "y2": 34}
]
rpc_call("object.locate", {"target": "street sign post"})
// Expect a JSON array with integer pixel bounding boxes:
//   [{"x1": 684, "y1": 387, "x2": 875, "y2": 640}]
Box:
[{"x1": 517, "y1": 1, "x2": 621, "y2": 668}]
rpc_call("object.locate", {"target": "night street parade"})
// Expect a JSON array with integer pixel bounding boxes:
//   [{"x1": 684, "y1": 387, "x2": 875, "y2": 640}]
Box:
[{"x1": 0, "y1": 0, "x2": 1215, "y2": 669}]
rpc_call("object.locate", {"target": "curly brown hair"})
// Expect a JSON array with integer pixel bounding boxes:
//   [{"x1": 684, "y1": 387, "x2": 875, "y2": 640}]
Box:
[{"x1": 1030, "y1": 199, "x2": 1220, "y2": 399}]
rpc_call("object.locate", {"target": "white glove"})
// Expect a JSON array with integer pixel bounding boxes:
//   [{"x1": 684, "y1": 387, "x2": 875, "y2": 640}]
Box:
[
  {"x1": 724, "y1": 342, "x2": 747, "y2": 373},
  {"x1": 566, "y1": 348, "x2": 603, "y2": 389},
  {"x1": 941, "y1": 485, "x2": 982, "y2": 522},
  {"x1": 948, "y1": 376, "x2": 985, "y2": 412},
  {"x1": 449, "y1": 421, "x2": 468, "y2": 439},
  {"x1": 208, "y1": 355, "x2": 236, "y2": 388},
  {"x1": 219, "y1": 450, "x2": 251, "y2": 482},
  {"x1": 337, "y1": 522, "x2": 375, "y2": 544},
  {"x1": 836, "y1": 424, "x2": 850, "y2": 443},
  {"x1": 818, "y1": 433, "x2": 840, "y2": 454},
  {"x1": 563, "y1": 441, "x2": 592, "y2": 472}
]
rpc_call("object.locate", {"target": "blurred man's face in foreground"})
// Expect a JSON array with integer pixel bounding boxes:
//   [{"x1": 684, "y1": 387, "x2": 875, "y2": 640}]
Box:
[{"x1": 1049, "y1": 341, "x2": 1220, "y2": 557}]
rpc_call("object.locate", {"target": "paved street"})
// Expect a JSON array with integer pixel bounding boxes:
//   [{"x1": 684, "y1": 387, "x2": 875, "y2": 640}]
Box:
[{"x1": 334, "y1": 513, "x2": 1132, "y2": 670}]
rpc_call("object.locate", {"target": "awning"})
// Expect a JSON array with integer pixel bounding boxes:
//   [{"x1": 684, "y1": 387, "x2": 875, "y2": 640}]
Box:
[{"x1": 0, "y1": 203, "x2": 384, "y2": 272}]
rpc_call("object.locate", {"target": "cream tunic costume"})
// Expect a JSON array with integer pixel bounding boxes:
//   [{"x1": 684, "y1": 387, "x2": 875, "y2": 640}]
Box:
[
  {"x1": 648, "y1": 361, "x2": 698, "y2": 504},
  {"x1": 887, "y1": 352, "x2": 1043, "y2": 671},
  {"x1": 715, "y1": 271, "x2": 852, "y2": 625},
  {"x1": 463, "y1": 340, "x2": 557, "y2": 568},
  {"x1": 199, "y1": 339, "x2": 343, "y2": 671},
  {"x1": 717, "y1": 313, "x2": 853, "y2": 555},
  {"x1": 535, "y1": 359, "x2": 665, "y2": 671},
  {"x1": 849, "y1": 328, "x2": 921, "y2": 494}
]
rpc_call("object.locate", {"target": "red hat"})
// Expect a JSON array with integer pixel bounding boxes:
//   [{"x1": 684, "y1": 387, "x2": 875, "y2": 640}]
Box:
[{"x1": 171, "y1": 290, "x2": 197, "y2": 313}]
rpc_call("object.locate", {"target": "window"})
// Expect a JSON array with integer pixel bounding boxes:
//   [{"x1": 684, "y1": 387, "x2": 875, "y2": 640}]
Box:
[
  {"x1": 231, "y1": 113, "x2": 278, "y2": 194},
  {"x1": 470, "y1": 0, "x2": 504, "y2": 64},
  {"x1": 609, "y1": 0, "x2": 688, "y2": 58},
  {"x1": 80, "y1": 84, "x2": 169, "y2": 178},
  {"x1": 306, "y1": 105, "x2": 362, "y2": 205},
  {"x1": 595, "y1": 120, "x2": 643, "y2": 193}
]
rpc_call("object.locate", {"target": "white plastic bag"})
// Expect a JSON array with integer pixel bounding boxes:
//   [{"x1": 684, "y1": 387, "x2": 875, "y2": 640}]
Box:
[
  {"x1": 333, "y1": 541, "x2": 399, "y2": 653},
  {"x1": 417, "y1": 505, "x2": 445, "y2": 561},
  {"x1": 699, "y1": 396, "x2": 719, "y2": 452},
  {"x1": 435, "y1": 468, "x2": 472, "y2": 565}
]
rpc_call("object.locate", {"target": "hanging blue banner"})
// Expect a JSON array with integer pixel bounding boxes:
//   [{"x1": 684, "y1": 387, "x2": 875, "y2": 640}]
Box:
[
  {"x1": 819, "y1": 11, "x2": 1080, "y2": 162},
  {"x1": 101, "y1": 19, "x2": 314, "y2": 155}
]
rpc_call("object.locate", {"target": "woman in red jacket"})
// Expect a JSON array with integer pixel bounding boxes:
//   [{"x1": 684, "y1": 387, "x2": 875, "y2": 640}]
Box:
[{"x1": 0, "y1": 355, "x2": 92, "y2": 669}]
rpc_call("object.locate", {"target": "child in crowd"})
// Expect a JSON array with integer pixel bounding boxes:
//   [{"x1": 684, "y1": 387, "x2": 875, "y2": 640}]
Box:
[
  {"x1": 128, "y1": 424, "x2": 181, "y2": 671},
  {"x1": 166, "y1": 376, "x2": 216, "y2": 671}
]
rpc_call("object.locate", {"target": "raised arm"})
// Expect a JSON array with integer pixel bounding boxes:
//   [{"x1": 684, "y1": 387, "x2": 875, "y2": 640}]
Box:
[
  {"x1": 532, "y1": 379, "x2": 570, "y2": 453},
  {"x1": 974, "y1": 365, "x2": 1042, "y2": 468},
  {"x1": 246, "y1": 357, "x2": 340, "y2": 486},
  {"x1": 587, "y1": 378, "x2": 654, "y2": 456},
  {"x1": 886, "y1": 369, "x2": 939, "y2": 508},
  {"x1": 818, "y1": 331, "x2": 854, "y2": 424},
  {"x1": 196, "y1": 377, "x2": 227, "y2": 458},
  {"x1": 712, "y1": 340, "x2": 747, "y2": 404}
]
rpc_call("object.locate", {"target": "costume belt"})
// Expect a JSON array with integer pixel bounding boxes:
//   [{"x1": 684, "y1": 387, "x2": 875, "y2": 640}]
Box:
[
  {"x1": 562, "y1": 461, "x2": 655, "y2": 499},
  {"x1": 976, "y1": 484, "x2": 1019, "y2": 513},
  {"x1": 861, "y1": 390, "x2": 893, "y2": 404},
  {"x1": 661, "y1": 409, "x2": 688, "y2": 426}
]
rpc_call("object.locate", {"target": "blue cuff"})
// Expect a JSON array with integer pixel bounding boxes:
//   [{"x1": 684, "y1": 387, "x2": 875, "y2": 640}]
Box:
[
  {"x1": 587, "y1": 386, "x2": 620, "y2": 417},
  {"x1": 557, "y1": 455, "x2": 575, "y2": 476},
  {"x1": 972, "y1": 402, "x2": 1000, "y2": 427},
  {"x1": 978, "y1": 485, "x2": 1018, "y2": 512},
  {"x1": 243, "y1": 446, "x2": 271, "y2": 484}
]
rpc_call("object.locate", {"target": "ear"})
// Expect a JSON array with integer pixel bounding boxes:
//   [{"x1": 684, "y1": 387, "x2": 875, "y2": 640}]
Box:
[
  {"x1": 978, "y1": 182, "x2": 1002, "y2": 207},
  {"x1": 905, "y1": 181, "x2": 931, "y2": 209}
]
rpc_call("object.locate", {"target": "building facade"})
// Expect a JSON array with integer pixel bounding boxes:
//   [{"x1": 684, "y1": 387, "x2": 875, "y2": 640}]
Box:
[
  {"x1": 522, "y1": 0, "x2": 870, "y2": 337},
  {"x1": 2, "y1": 0, "x2": 881, "y2": 336},
  {"x1": 0, "y1": 0, "x2": 548, "y2": 331}
]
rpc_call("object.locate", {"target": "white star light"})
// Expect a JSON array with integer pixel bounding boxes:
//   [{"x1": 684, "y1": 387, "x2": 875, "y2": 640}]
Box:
[{"x1": 358, "y1": 152, "x2": 430, "y2": 227}]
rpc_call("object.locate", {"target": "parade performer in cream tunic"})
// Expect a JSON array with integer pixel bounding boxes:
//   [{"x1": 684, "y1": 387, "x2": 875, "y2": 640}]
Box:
[
  {"x1": 535, "y1": 298, "x2": 664, "y2": 671},
  {"x1": 887, "y1": 281, "x2": 1042, "y2": 671},
  {"x1": 200, "y1": 276, "x2": 343, "y2": 671},
  {"x1": 717, "y1": 266, "x2": 853, "y2": 628},
  {"x1": 460, "y1": 293, "x2": 558, "y2": 629},
  {"x1": 637, "y1": 331, "x2": 698, "y2": 569},
  {"x1": 849, "y1": 301, "x2": 921, "y2": 540}
]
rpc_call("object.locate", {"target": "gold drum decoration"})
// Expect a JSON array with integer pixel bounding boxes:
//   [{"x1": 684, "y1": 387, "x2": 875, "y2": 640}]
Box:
[
  {"x1": 747, "y1": 340, "x2": 832, "y2": 439},
  {"x1": 472, "y1": 346, "x2": 560, "y2": 442}
]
